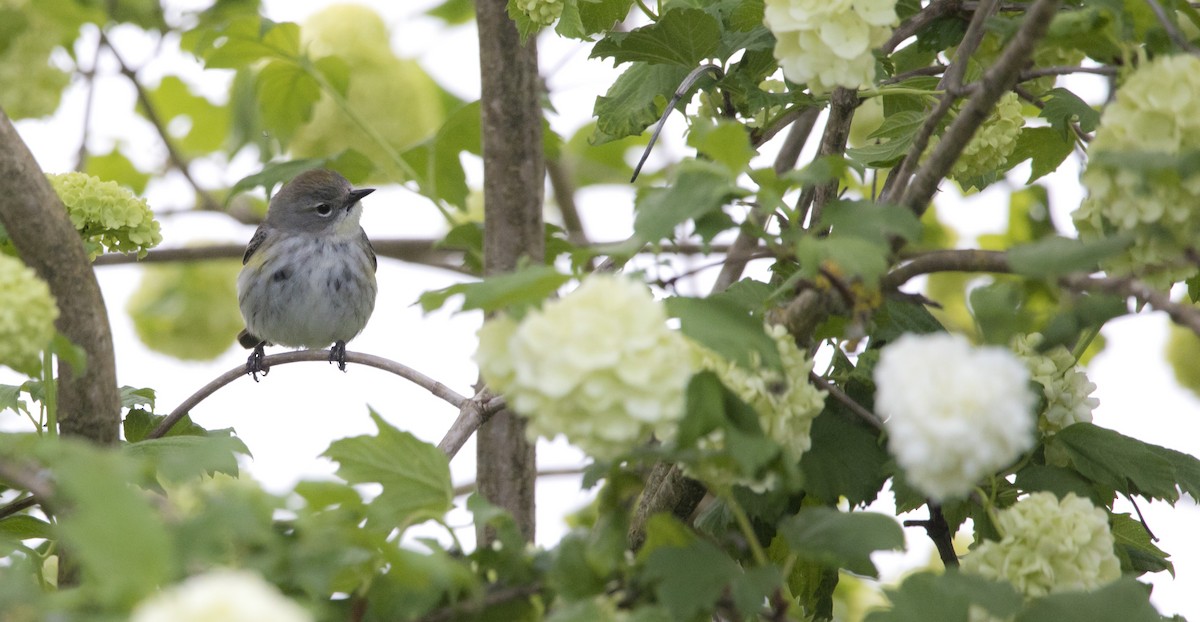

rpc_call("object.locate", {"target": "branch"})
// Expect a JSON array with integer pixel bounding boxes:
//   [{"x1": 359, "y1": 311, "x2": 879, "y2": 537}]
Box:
[
  {"x1": 452, "y1": 467, "x2": 584, "y2": 497},
  {"x1": 0, "y1": 495, "x2": 37, "y2": 521},
  {"x1": 808, "y1": 373, "x2": 883, "y2": 429},
  {"x1": 437, "y1": 390, "x2": 507, "y2": 460},
  {"x1": 897, "y1": 0, "x2": 1063, "y2": 215},
  {"x1": 1146, "y1": 0, "x2": 1200, "y2": 54},
  {"x1": 415, "y1": 584, "x2": 543, "y2": 622},
  {"x1": 803, "y1": 88, "x2": 860, "y2": 228},
  {"x1": 0, "y1": 110, "x2": 121, "y2": 443},
  {"x1": 0, "y1": 460, "x2": 54, "y2": 505},
  {"x1": 881, "y1": 249, "x2": 1010, "y2": 290},
  {"x1": 149, "y1": 350, "x2": 469, "y2": 439},
  {"x1": 883, "y1": 0, "x2": 963, "y2": 54},
  {"x1": 1060, "y1": 273, "x2": 1200, "y2": 336},
  {"x1": 903, "y1": 504, "x2": 959, "y2": 568},
  {"x1": 99, "y1": 32, "x2": 222, "y2": 212}
]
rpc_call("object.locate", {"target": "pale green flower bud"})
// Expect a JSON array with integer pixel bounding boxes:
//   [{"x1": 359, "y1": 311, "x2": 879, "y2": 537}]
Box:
[
  {"x1": 515, "y1": 0, "x2": 563, "y2": 27},
  {"x1": 1010, "y1": 333, "x2": 1097, "y2": 436},
  {"x1": 764, "y1": 0, "x2": 898, "y2": 93}
]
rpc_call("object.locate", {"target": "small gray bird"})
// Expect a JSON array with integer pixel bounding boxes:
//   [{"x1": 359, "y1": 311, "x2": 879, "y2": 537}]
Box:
[{"x1": 236, "y1": 169, "x2": 377, "y2": 380}]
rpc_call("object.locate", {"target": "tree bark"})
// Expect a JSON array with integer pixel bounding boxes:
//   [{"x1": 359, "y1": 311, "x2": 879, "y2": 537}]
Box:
[
  {"x1": 0, "y1": 109, "x2": 120, "y2": 444},
  {"x1": 476, "y1": 1, "x2": 544, "y2": 542}
]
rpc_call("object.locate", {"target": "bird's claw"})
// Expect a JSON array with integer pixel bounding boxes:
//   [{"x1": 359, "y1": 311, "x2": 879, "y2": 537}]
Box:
[
  {"x1": 246, "y1": 343, "x2": 269, "y2": 382},
  {"x1": 329, "y1": 340, "x2": 348, "y2": 372}
]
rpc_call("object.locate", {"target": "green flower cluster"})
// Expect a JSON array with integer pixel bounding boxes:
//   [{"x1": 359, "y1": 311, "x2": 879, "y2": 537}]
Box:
[
  {"x1": 961, "y1": 492, "x2": 1120, "y2": 598},
  {"x1": 0, "y1": 254, "x2": 59, "y2": 375},
  {"x1": 514, "y1": 0, "x2": 563, "y2": 27},
  {"x1": 687, "y1": 324, "x2": 827, "y2": 489},
  {"x1": 933, "y1": 92, "x2": 1024, "y2": 188},
  {"x1": 1074, "y1": 54, "x2": 1200, "y2": 286},
  {"x1": 475, "y1": 276, "x2": 693, "y2": 461},
  {"x1": 1010, "y1": 334, "x2": 1098, "y2": 435},
  {"x1": 127, "y1": 260, "x2": 243, "y2": 361},
  {"x1": 47, "y1": 172, "x2": 162, "y2": 260}
]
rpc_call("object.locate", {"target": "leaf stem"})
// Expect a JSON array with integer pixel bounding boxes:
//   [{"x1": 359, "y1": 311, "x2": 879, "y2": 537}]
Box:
[{"x1": 721, "y1": 489, "x2": 769, "y2": 567}]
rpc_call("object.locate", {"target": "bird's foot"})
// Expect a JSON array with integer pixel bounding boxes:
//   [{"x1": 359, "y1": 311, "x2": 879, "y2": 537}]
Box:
[
  {"x1": 330, "y1": 340, "x2": 348, "y2": 372},
  {"x1": 246, "y1": 343, "x2": 269, "y2": 381}
]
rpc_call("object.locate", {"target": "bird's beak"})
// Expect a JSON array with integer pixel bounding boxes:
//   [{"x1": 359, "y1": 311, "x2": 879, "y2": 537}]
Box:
[{"x1": 347, "y1": 187, "x2": 375, "y2": 209}]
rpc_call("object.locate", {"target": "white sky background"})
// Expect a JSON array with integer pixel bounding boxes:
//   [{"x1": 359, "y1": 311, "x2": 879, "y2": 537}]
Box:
[{"x1": 4, "y1": 0, "x2": 1200, "y2": 617}]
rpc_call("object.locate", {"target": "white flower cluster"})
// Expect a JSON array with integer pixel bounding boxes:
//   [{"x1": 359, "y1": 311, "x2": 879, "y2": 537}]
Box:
[
  {"x1": 0, "y1": 254, "x2": 59, "y2": 375},
  {"x1": 874, "y1": 333, "x2": 1036, "y2": 501},
  {"x1": 1074, "y1": 54, "x2": 1200, "y2": 286},
  {"x1": 688, "y1": 324, "x2": 827, "y2": 488},
  {"x1": 961, "y1": 492, "x2": 1121, "y2": 598},
  {"x1": 1010, "y1": 334, "x2": 1098, "y2": 435},
  {"x1": 131, "y1": 569, "x2": 313, "y2": 622},
  {"x1": 763, "y1": 0, "x2": 899, "y2": 93},
  {"x1": 475, "y1": 276, "x2": 693, "y2": 461},
  {"x1": 515, "y1": 0, "x2": 563, "y2": 26}
]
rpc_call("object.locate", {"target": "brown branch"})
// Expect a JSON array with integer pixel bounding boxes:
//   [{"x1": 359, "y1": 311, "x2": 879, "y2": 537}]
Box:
[
  {"x1": 1018, "y1": 65, "x2": 1118, "y2": 80},
  {"x1": 903, "y1": 504, "x2": 959, "y2": 568},
  {"x1": 148, "y1": 350, "x2": 470, "y2": 439},
  {"x1": 476, "y1": 0, "x2": 544, "y2": 543},
  {"x1": 808, "y1": 372, "x2": 883, "y2": 430},
  {"x1": 99, "y1": 32, "x2": 222, "y2": 212},
  {"x1": 0, "y1": 110, "x2": 120, "y2": 444},
  {"x1": 799, "y1": 88, "x2": 860, "y2": 228},
  {"x1": 437, "y1": 390, "x2": 507, "y2": 460},
  {"x1": 898, "y1": 0, "x2": 1062, "y2": 216},
  {"x1": 883, "y1": 0, "x2": 963, "y2": 54},
  {"x1": 1060, "y1": 273, "x2": 1200, "y2": 336},
  {"x1": 0, "y1": 495, "x2": 37, "y2": 521},
  {"x1": 881, "y1": 249, "x2": 1010, "y2": 290}
]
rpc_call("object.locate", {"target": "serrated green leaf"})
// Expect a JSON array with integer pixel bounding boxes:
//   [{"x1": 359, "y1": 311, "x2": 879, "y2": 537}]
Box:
[
  {"x1": 559, "y1": 0, "x2": 635, "y2": 39},
  {"x1": 402, "y1": 101, "x2": 482, "y2": 208},
  {"x1": 1040, "y1": 87, "x2": 1100, "y2": 139},
  {"x1": 846, "y1": 110, "x2": 924, "y2": 167},
  {"x1": 780, "y1": 507, "x2": 904, "y2": 577},
  {"x1": 642, "y1": 539, "x2": 741, "y2": 620},
  {"x1": 256, "y1": 59, "x2": 320, "y2": 141},
  {"x1": 1007, "y1": 234, "x2": 1133, "y2": 278},
  {"x1": 0, "y1": 515, "x2": 52, "y2": 541},
  {"x1": 867, "y1": 571, "x2": 1022, "y2": 622},
  {"x1": 323, "y1": 411, "x2": 453, "y2": 529},
  {"x1": 1014, "y1": 464, "x2": 1103, "y2": 504},
  {"x1": 1008, "y1": 126, "x2": 1075, "y2": 183},
  {"x1": 632, "y1": 161, "x2": 743, "y2": 243},
  {"x1": 199, "y1": 17, "x2": 299, "y2": 68},
  {"x1": 870, "y1": 298, "x2": 945, "y2": 343},
  {"x1": 796, "y1": 235, "x2": 890, "y2": 286},
  {"x1": 711, "y1": 278, "x2": 772, "y2": 312},
  {"x1": 1110, "y1": 512, "x2": 1173, "y2": 576},
  {"x1": 1015, "y1": 578, "x2": 1160, "y2": 622},
  {"x1": 86, "y1": 149, "x2": 151, "y2": 194},
  {"x1": 0, "y1": 384, "x2": 29, "y2": 416},
  {"x1": 122, "y1": 410, "x2": 209, "y2": 442},
  {"x1": 1051, "y1": 423, "x2": 1182, "y2": 503},
  {"x1": 418, "y1": 265, "x2": 569, "y2": 315},
  {"x1": 666, "y1": 295, "x2": 783, "y2": 372},
  {"x1": 821, "y1": 200, "x2": 922, "y2": 245},
  {"x1": 800, "y1": 406, "x2": 888, "y2": 506},
  {"x1": 687, "y1": 119, "x2": 756, "y2": 175},
  {"x1": 228, "y1": 158, "x2": 326, "y2": 204},
  {"x1": 145, "y1": 75, "x2": 230, "y2": 154},
  {"x1": 591, "y1": 8, "x2": 720, "y2": 66},
  {"x1": 592, "y1": 63, "x2": 690, "y2": 143},
  {"x1": 123, "y1": 435, "x2": 248, "y2": 482}
]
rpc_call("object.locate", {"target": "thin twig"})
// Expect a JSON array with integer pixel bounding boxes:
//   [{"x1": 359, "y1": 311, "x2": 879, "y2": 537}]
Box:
[
  {"x1": 74, "y1": 35, "x2": 105, "y2": 172},
  {"x1": 883, "y1": 0, "x2": 963, "y2": 54},
  {"x1": 630, "y1": 64, "x2": 725, "y2": 182},
  {"x1": 99, "y1": 31, "x2": 222, "y2": 212},
  {"x1": 881, "y1": 249, "x2": 1010, "y2": 290},
  {"x1": 1145, "y1": 0, "x2": 1200, "y2": 54},
  {"x1": 0, "y1": 495, "x2": 37, "y2": 520},
  {"x1": 902, "y1": 504, "x2": 960, "y2": 568},
  {"x1": 149, "y1": 350, "x2": 469, "y2": 439},
  {"x1": 808, "y1": 372, "x2": 883, "y2": 429},
  {"x1": 1019, "y1": 65, "x2": 1118, "y2": 79},
  {"x1": 453, "y1": 467, "x2": 585, "y2": 496},
  {"x1": 1060, "y1": 273, "x2": 1200, "y2": 336}
]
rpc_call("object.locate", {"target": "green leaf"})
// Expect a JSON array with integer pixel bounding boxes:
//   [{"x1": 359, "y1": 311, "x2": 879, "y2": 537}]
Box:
[
  {"x1": 800, "y1": 406, "x2": 889, "y2": 506},
  {"x1": 687, "y1": 119, "x2": 756, "y2": 175},
  {"x1": 592, "y1": 63, "x2": 690, "y2": 143},
  {"x1": 122, "y1": 409, "x2": 211, "y2": 443},
  {"x1": 119, "y1": 386, "x2": 156, "y2": 411},
  {"x1": 677, "y1": 371, "x2": 728, "y2": 448},
  {"x1": 86, "y1": 149, "x2": 151, "y2": 194},
  {"x1": 256, "y1": 59, "x2": 320, "y2": 141},
  {"x1": 710, "y1": 278, "x2": 772, "y2": 312},
  {"x1": 869, "y1": 297, "x2": 945, "y2": 344},
  {"x1": 1039, "y1": 88, "x2": 1099, "y2": 140},
  {"x1": 642, "y1": 539, "x2": 741, "y2": 621},
  {"x1": 1007, "y1": 234, "x2": 1133, "y2": 278},
  {"x1": 795, "y1": 235, "x2": 890, "y2": 287},
  {"x1": 426, "y1": 0, "x2": 475, "y2": 24},
  {"x1": 820, "y1": 200, "x2": 923, "y2": 245},
  {"x1": 846, "y1": 110, "x2": 924, "y2": 167},
  {"x1": 145, "y1": 75, "x2": 231, "y2": 154},
  {"x1": 1015, "y1": 578, "x2": 1160, "y2": 622},
  {"x1": 867, "y1": 571, "x2": 1022, "y2": 622},
  {"x1": 198, "y1": 17, "x2": 300, "y2": 68},
  {"x1": 0, "y1": 384, "x2": 29, "y2": 416},
  {"x1": 558, "y1": 0, "x2": 635, "y2": 39},
  {"x1": 0, "y1": 515, "x2": 52, "y2": 541},
  {"x1": 506, "y1": 0, "x2": 542, "y2": 43},
  {"x1": 632, "y1": 161, "x2": 743, "y2": 243},
  {"x1": 123, "y1": 435, "x2": 248, "y2": 482},
  {"x1": 401, "y1": 101, "x2": 482, "y2": 208},
  {"x1": 48, "y1": 440, "x2": 173, "y2": 607},
  {"x1": 666, "y1": 295, "x2": 783, "y2": 372},
  {"x1": 323, "y1": 411, "x2": 453, "y2": 529},
  {"x1": 418, "y1": 265, "x2": 570, "y2": 314},
  {"x1": 1014, "y1": 464, "x2": 1103, "y2": 505},
  {"x1": 1050, "y1": 423, "x2": 1184, "y2": 503},
  {"x1": 1110, "y1": 512, "x2": 1173, "y2": 576},
  {"x1": 779, "y1": 507, "x2": 904, "y2": 577},
  {"x1": 228, "y1": 158, "x2": 326, "y2": 204},
  {"x1": 1008, "y1": 126, "x2": 1075, "y2": 183},
  {"x1": 591, "y1": 8, "x2": 721, "y2": 66}
]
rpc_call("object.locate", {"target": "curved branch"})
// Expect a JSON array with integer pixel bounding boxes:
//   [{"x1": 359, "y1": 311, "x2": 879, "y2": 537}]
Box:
[
  {"x1": 881, "y1": 249, "x2": 1010, "y2": 290},
  {"x1": 149, "y1": 350, "x2": 469, "y2": 439},
  {"x1": 437, "y1": 390, "x2": 506, "y2": 460},
  {"x1": 1060, "y1": 273, "x2": 1200, "y2": 336},
  {"x1": 0, "y1": 111, "x2": 120, "y2": 444}
]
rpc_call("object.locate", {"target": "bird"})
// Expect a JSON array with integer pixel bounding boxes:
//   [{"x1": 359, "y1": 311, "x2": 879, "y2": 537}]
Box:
[{"x1": 235, "y1": 169, "x2": 377, "y2": 380}]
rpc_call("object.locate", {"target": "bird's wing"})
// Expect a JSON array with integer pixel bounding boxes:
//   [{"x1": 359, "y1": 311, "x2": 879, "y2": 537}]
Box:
[
  {"x1": 243, "y1": 225, "x2": 269, "y2": 265},
  {"x1": 361, "y1": 229, "x2": 377, "y2": 272}
]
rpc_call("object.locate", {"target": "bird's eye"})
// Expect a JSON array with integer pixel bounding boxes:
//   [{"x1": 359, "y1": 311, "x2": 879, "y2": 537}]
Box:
[{"x1": 315, "y1": 203, "x2": 334, "y2": 217}]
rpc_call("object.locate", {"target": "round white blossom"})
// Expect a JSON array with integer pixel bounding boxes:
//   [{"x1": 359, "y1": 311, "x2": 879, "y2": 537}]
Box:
[
  {"x1": 874, "y1": 333, "x2": 1036, "y2": 501},
  {"x1": 961, "y1": 492, "x2": 1121, "y2": 598},
  {"x1": 1074, "y1": 55, "x2": 1200, "y2": 286},
  {"x1": 1010, "y1": 334, "x2": 1098, "y2": 435},
  {"x1": 475, "y1": 276, "x2": 693, "y2": 461},
  {"x1": 0, "y1": 254, "x2": 59, "y2": 375},
  {"x1": 131, "y1": 569, "x2": 313, "y2": 622},
  {"x1": 764, "y1": 0, "x2": 898, "y2": 93},
  {"x1": 688, "y1": 324, "x2": 827, "y2": 488}
]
